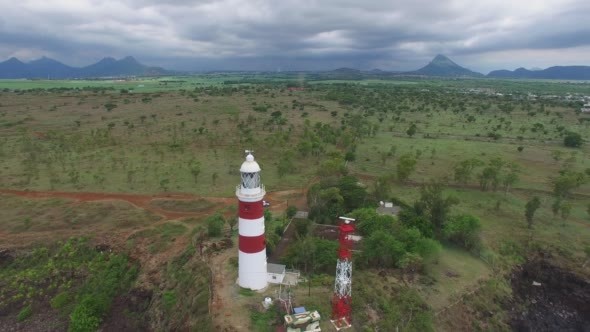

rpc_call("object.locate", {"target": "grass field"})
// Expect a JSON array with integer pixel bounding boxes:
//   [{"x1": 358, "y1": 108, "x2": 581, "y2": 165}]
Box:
[{"x1": 0, "y1": 76, "x2": 589, "y2": 331}]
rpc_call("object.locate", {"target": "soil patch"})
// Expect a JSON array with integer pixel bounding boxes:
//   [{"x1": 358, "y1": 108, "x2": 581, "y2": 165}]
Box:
[
  {"x1": 150, "y1": 198, "x2": 216, "y2": 213},
  {"x1": 510, "y1": 258, "x2": 590, "y2": 332},
  {"x1": 101, "y1": 288, "x2": 153, "y2": 331}
]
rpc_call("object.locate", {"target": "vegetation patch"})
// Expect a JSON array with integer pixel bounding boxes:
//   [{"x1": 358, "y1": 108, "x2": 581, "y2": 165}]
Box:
[{"x1": 0, "y1": 238, "x2": 138, "y2": 330}]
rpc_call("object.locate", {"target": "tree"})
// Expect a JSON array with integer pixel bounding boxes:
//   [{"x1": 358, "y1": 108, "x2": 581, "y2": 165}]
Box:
[
  {"x1": 294, "y1": 219, "x2": 311, "y2": 238},
  {"x1": 159, "y1": 178, "x2": 170, "y2": 192},
  {"x1": 373, "y1": 175, "x2": 392, "y2": 200},
  {"x1": 563, "y1": 131, "x2": 583, "y2": 148},
  {"x1": 560, "y1": 202, "x2": 571, "y2": 225},
  {"x1": 189, "y1": 162, "x2": 201, "y2": 184},
  {"x1": 443, "y1": 214, "x2": 481, "y2": 251},
  {"x1": 551, "y1": 170, "x2": 587, "y2": 200},
  {"x1": 211, "y1": 172, "x2": 218, "y2": 185},
  {"x1": 307, "y1": 184, "x2": 345, "y2": 224},
  {"x1": 362, "y1": 232, "x2": 405, "y2": 268},
  {"x1": 406, "y1": 123, "x2": 417, "y2": 138},
  {"x1": 478, "y1": 157, "x2": 504, "y2": 191},
  {"x1": 104, "y1": 102, "x2": 117, "y2": 112},
  {"x1": 277, "y1": 152, "x2": 295, "y2": 178},
  {"x1": 338, "y1": 176, "x2": 369, "y2": 211},
  {"x1": 502, "y1": 163, "x2": 520, "y2": 194},
  {"x1": 454, "y1": 158, "x2": 483, "y2": 184},
  {"x1": 397, "y1": 154, "x2": 417, "y2": 182},
  {"x1": 551, "y1": 198, "x2": 561, "y2": 217},
  {"x1": 419, "y1": 182, "x2": 459, "y2": 238},
  {"x1": 525, "y1": 196, "x2": 541, "y2": 229},
  {"x1": 286, "y1": 206, "x2": 297, "y2": 219},
  {"x1": 317, "y1": 157, "x2": 347, "y2": 178}
]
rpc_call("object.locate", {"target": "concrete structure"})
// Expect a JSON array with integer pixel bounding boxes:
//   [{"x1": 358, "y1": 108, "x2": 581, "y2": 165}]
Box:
[
  {"x1": 267, "y1": 263, "x2": 286, "y2": 284},
  {"x1": 581, "y1": 104, "x2": 590, "y2": 113},
  {"x1": 377, "y1": 201, "x2": 400, "y2": 216},
  {"x1": 236, "y1": 151, "x2": 267, "y2": 290}
]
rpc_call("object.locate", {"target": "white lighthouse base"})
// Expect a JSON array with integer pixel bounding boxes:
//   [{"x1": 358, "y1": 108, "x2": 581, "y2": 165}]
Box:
[{"x1": 238, "y1": 249, "x2": 268, "y2": 290}]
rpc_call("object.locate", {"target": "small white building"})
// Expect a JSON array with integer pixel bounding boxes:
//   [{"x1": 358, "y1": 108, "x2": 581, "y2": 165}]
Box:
[
  {"x1": 267, "y1": 263, "x2": 286, "y2": 284},
  {"x1": 581, "y1": 104, "x2": 590, "y2": 113},
  {"x1": 377, "y1": 201, "x2": 400, "y2": 216}
]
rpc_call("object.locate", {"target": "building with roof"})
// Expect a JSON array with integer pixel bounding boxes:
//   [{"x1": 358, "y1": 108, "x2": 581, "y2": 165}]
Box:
[{"x1": 267, "y1": 263, "x2": 286, "y2": 284}]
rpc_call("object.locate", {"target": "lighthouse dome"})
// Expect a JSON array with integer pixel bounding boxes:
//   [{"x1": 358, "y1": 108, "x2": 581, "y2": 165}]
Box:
[{"x1": 240, "y1": 154, "x2": 261, "y2": 173}]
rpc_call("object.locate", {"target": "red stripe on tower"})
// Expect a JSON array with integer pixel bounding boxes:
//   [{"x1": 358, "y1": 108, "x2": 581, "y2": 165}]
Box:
[
  {"x1": 239, "y1": 234, "x2": 266, "y2": 253},
  {"x1": 239, "y1": 200, "x2": 264, "y2": 219}
]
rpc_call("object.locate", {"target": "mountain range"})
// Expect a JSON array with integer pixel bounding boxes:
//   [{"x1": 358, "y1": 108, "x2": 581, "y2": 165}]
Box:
[
  {"x1": 0, "y1": 56, "x2": 171, "y2": 79},
  {"x1": 487, "y1": 66, "x2": 590, "y2": 80},
  {"x1": 324, "y1": 55, "x2": 590, "y2": 80},
  {"x1": 1, "y1": 54, "x2": 590, "y2": 80}
]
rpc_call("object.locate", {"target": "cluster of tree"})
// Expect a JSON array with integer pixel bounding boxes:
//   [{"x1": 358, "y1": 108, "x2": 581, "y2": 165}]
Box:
[
  {"x1": 307, "y1": 175, "x2": 372, "y2": 224},
  {"x1": 454, "y1": 157, "x2": 520, "y2": 192},
  {"x1": 524, "y1": 167, "x2": 588, "y2": 229},
  {"x1": 351, "y1": 208, "x2": 441, "y2": 273},
  {"x1": 550, "y1": 168, "x2": 588, "y2": 225},
  {"x1": 398, "y1": 182, "x2": 483, "y2": 252}
]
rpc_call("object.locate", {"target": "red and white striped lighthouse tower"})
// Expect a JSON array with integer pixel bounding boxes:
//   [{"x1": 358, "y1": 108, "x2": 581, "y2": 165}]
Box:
[{"x1": 236, "y1": 151, "x2": 267, "y2": 290}]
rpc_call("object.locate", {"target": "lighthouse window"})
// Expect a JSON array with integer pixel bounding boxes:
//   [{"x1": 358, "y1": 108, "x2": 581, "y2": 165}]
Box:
[{"x1": 241, "y1": 172, "x2": 260, "y2": 189}]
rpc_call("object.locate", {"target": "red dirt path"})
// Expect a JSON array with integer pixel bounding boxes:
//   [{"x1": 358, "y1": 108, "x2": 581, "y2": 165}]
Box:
[{"x1": 0, "y1": 188, "x2": 305, "y2": 220}]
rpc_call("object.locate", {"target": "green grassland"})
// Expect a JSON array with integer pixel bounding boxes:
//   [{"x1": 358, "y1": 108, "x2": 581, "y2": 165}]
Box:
[{"x1": 0, "y1": 76, "x2": 589, "y2": 330}]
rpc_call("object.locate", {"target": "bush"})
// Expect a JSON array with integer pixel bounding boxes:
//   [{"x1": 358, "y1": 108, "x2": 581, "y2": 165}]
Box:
[
  {"x1": 51, "y1": 291, "x2": 70, "y2": 310},
  {"x1": 286, "y1": 206, "x2": 297, "y2": 219},
  {"x1": 564, "y1": 131, "x2": 583, "y2": 147},
  {"x1": 206, "y1": 214, "x2": 225, "y2": 237},
  {"x1": 162, "y1": 291, "x2": 177, "y2": 310},
  {"x1": 17, "y1": 305, "x2": 32, "y2": 322},
  {"x1": 69, "y1": 299, "x2": 101, "y2": 332},
  {"x1": 443, "y1": 214, "x2": 482, "y2": 251}
]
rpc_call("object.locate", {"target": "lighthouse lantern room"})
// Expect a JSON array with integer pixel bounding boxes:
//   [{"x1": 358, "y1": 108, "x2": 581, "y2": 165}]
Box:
[{"x1": 236, "y1": 151, "x2": 268, "y2": 290}]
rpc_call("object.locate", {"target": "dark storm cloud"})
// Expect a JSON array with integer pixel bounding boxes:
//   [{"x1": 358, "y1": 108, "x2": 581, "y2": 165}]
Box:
[{"x1": 0, "y1": 0, "x2": 588, "y2": 71}]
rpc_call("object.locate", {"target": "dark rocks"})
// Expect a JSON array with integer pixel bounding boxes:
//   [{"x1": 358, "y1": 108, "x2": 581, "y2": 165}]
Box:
[{"x1": 510, "y1": 259, "x2": 590, "y2": 332}]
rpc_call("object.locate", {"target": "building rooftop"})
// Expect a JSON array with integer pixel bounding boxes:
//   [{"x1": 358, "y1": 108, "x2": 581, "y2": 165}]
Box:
[{"x1": 268, "y1": 263, "x2": 286, "y2": 274}]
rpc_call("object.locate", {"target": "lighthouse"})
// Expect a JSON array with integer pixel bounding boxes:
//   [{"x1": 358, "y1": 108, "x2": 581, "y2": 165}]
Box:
[{"x1": 236, "y1": 151, "x2": 268, "y2": 290}]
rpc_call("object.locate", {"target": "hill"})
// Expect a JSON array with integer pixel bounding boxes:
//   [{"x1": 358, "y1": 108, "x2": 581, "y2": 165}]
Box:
[
  {"x1": 0, "y1": 56, "x2": 172, "y2": 78},
  {"x1": 488, "y1": 66, "x2": 590, "y2": 80},
  {"x1": 406, "y1": 54, "x2": 484, "y2": 77}
]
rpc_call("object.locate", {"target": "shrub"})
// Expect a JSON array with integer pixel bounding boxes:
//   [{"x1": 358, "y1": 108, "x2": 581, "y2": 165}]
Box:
[
  {"x1": 286, "y1": 206, "x2": 297, "y2": 219},
  {"x1": 17, "y1": 305, "x2": 32, "y2": 322},
  {"x1": 162, "y1": 291, "x2": 177, "y2": 310},
  {"x1": 51, "y1": 291, "x2": 70, "y2": 310},
  {"x1": 564, "y1": 131, "x2": 582, "y2": 147},
  {"x1": 206, "y1": 214, "x2": 225, "y2": 237},
  {"x1": 69, "y1": 299, "x2": 101, "y2": 332}
]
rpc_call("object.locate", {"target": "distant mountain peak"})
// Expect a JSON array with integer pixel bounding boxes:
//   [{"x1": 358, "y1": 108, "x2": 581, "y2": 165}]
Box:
[
  {"x1": 407, "y1": 55, "x2": 483, "y2": 77},
  {"x1": 432, "y1": 54, "x2": 451, "y2": 62},
  {"x1": 6, "y1": 57, "x2": 24, "y2": 64}
]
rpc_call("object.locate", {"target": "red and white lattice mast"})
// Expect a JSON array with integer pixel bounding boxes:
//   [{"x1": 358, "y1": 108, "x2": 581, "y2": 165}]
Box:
[
  {"x1": 331, "y1": 216, "x2": 355, "y2": 330},
  {"x1": 236, "y1": 151, "x2": 267, "y2": 291}
]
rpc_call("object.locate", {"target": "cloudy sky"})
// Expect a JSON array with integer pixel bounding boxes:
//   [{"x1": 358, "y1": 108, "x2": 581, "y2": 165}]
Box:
[{"x1": 1, "y1": 0, "x2": 589, "y2": 73}]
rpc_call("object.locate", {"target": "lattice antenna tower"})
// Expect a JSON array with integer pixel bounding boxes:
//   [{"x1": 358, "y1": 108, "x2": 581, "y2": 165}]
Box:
[{"x1": 331, "y1": 216, "x2": 355, "y2": 330}]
